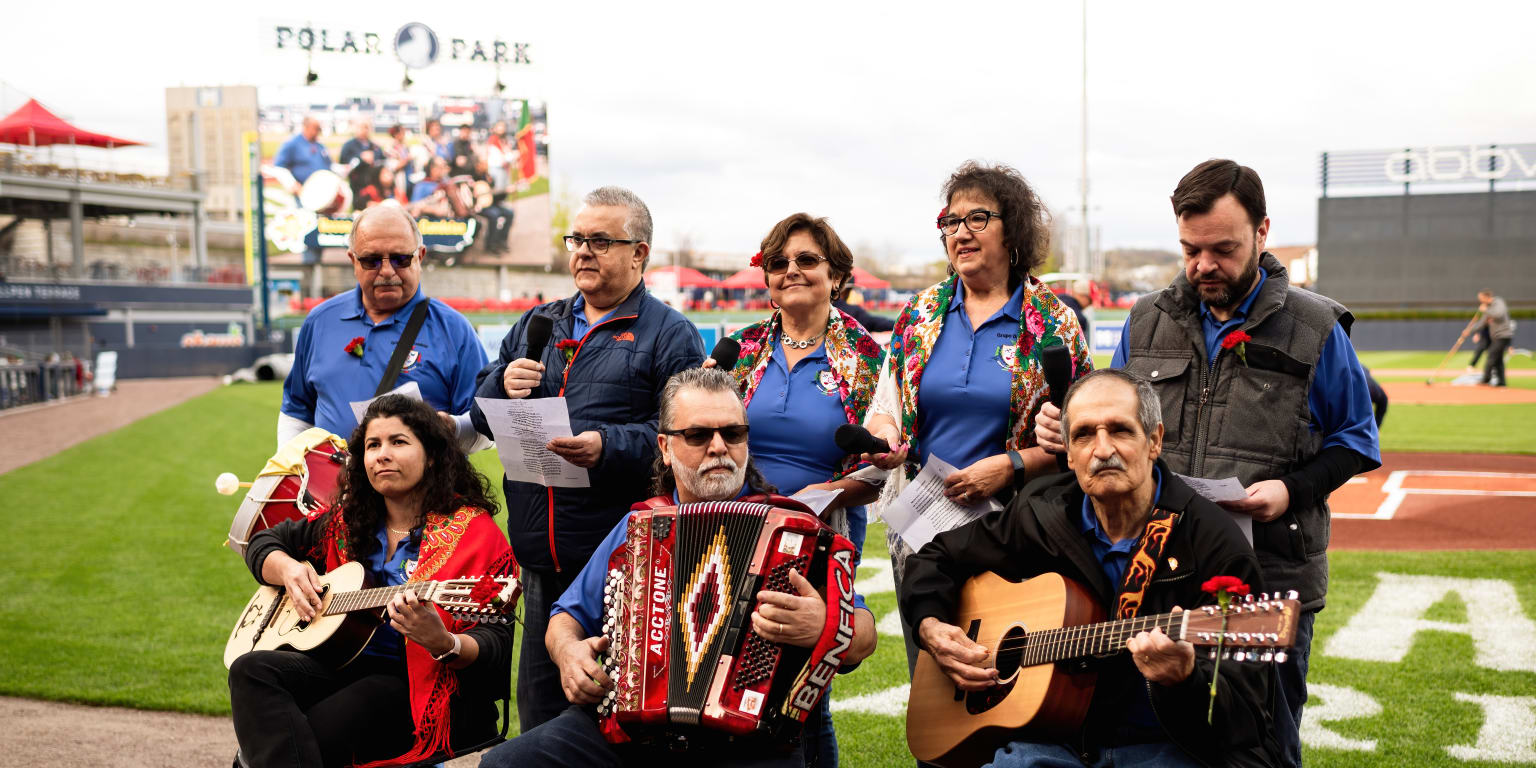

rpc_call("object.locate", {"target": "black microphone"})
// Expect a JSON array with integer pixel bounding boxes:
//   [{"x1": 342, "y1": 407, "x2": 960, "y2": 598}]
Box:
[
  {"x1": 524, "y1": 314, "x2": 553, "y2": 364},
  {"x1": 835, "y1": 423, "x2": 890, "y2": 456},
  {"x1": 1039, "y1": 342, "x2": 1073, "y2": 471},
  {"x1": 709, "y1": 338, "x2": 741, "y2": 371}
]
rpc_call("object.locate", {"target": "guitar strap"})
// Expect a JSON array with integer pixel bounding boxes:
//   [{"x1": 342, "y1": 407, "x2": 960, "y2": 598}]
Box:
[
  {"x1": 1115, "y1": 508, "x2": 1180, "y2": 619},
  {"x1": 375, "y1": 300, "x2": 431, "y2": 397}
]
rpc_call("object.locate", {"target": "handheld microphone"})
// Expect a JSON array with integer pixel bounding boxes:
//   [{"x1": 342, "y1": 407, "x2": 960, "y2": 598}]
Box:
[
  {"x1": 709, "y1": 338, "x2": 741, "y2": 371},
  {"x1": 524, "y1": 314, "x2": 553, "y2": 364},
  {"x1": 1039, "y1": 342, "x2": 1073, "y2": 471},
  {"x1": 834, "y1": 423, "x2": 891, "y2": 456}
]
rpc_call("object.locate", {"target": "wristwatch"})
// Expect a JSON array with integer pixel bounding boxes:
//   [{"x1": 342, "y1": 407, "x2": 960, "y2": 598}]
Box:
[
  {"x1": 431, "y1": 633, "x2": 462, "y2": 663},
  {"x1": 1008, "y1": 449, "x2": 1028, "y2": 491}
]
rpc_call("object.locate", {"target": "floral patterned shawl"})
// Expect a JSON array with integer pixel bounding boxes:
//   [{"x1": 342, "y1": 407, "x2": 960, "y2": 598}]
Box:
[
  {"x1": 884, "y1": 273, "x2": 1092, "y2": 478},
  {"x1": 727, "y1": 307, "x2": 886, "y2": 480}
]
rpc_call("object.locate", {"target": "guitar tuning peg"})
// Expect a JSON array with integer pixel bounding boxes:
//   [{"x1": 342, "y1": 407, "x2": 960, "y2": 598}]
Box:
[
  {"x1": 1231, "y1": 650, "x2": 1245, "y2": 662},
  {"x1": 1258, "y1": 592, "x2": 1270, "y2": 601},
  {"x1": 1274, "y1": 651, "x2": 1288, "y2": 663},
  {"x1": 1208, "y1": 649, "x2": 1218, "y2": 660},
  {"x1": 1243, "y1": 593, "x2": 1254, "y2": 603},
  {"x1": 1261, "y1": 650, "x2": 1274, "y2": 662},
  {"x1": 1221, "y1": 650, "x2": 1232, "y2": 660},
  {"x1": 1284, "y1": 590, "x2": 1299, "y2": 601}
]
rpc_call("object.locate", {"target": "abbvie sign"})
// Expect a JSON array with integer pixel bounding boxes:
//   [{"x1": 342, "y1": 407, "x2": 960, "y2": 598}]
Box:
[{"x1": 1384, "y1": 144, "x2": 1536, "y2": 184}]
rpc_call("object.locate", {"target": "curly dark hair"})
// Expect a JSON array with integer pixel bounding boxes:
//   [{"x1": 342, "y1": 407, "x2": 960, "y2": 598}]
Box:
[
  {"x1": 331, "y1": 394, "x2": 499, "y2": 560},
  {"x1": 940, "y1": 161, "x2": 1050, "y2": 288}
]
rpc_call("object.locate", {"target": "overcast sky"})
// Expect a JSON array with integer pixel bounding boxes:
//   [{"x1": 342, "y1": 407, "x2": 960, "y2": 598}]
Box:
[{"x1": 5, "y1": 0, "x2": 1533, "y2": 265}]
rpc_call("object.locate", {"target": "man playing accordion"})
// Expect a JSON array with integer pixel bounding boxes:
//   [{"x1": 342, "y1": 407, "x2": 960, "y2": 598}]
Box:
[{"x1": 480, "y1": 368, "x2": 877, "y2": 768}]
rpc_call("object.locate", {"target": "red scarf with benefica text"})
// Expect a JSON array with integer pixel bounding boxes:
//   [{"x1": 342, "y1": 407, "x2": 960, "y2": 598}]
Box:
[{"x1": 319, "y1": 506, "x2": 515, "y2": 767}]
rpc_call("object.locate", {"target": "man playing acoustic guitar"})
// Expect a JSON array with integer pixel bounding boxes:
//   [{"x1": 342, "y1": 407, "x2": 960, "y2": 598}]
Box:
[{"x1": 901, "y1": 369, "x2": 1280, "y2": 767}]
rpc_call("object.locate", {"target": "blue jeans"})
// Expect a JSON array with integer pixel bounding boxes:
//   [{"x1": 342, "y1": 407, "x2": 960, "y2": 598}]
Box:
[
  {"x1": 480, "y1": 706, "x2": 804, "y2": 768},
  {"x1": 983, "y1": 740, "x2": 1201, "y2": 767},
  {"x1": 1273, "y1": 610, "x2": 1317, "y2": 768}
]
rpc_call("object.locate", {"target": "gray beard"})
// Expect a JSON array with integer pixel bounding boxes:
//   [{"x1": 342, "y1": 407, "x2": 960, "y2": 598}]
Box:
[{"x1": 673, "y1": 455, "x2": 746, "y2": 501}]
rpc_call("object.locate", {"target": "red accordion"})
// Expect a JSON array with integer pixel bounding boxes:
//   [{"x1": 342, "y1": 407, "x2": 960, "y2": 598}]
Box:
[{"x1": 595, "y1": 496, "x2": 858, "y2": 744}]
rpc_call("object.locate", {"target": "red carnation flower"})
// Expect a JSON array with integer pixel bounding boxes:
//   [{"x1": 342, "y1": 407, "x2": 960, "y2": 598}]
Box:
[
  {"x1": 1220, "y1": 331, "x2": 1251, "y2": 367},
  {"x1": 935, "y1": 207, "x2": 949, "y2": 230},
  {"x1": 750, "y1": 251, "x2": 764, "y2": 269},
  {"x1": 344, "y1": 337, "x2": 365, "y2": 358},
  {"x1": 469, "y1": 574, "x2": 503, "y2": 608},
  {"x1": 1201, "y1": 575, "x2": 1250, "y2": 596},
  {"x1": 556, "y1": 338, "x2": 581, "y2": 365}
]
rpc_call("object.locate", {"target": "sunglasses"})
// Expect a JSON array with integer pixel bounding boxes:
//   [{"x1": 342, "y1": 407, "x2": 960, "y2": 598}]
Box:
[
  {"x1": 764, "y1": 253, "x2": 828, "y2": 274},
  {"x1": 662, "y1": 424, "x2": 750, "y2": 446},
  {"x1": 355, "y1": 253, "x2": 416, "y2": 270}
]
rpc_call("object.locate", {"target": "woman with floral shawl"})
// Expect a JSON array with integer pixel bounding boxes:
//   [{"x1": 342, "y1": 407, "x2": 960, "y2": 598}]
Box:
[
  {"x1": 861, "y1": 162, "x2": 1093, "y2": 676},
  {"x1": 707, "y1": 212, "x2": 884, "y2": 767},
  {"x1": 230, "y1": 395, "x2": 515, "y2": 768}
]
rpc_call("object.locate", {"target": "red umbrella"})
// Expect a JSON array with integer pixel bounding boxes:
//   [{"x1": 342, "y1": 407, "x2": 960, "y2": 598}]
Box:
[
  {"x1": 0, "y1": 98, "x2": 142, "y2": 148},
  {"x1": 644, "y1": 265, "x2": 722, "y2": 288},
  {"x1": 850, "y1": 267, "x2": 890, "y2": 289},
  {"x1": 719, "y1": 268, "x2": 766, "y2": 289}
]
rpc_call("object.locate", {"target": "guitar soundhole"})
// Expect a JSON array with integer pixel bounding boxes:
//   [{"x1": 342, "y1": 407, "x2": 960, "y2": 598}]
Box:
[{"x1": 994, "y1": 625, "x2": 1027, "y2": 682}]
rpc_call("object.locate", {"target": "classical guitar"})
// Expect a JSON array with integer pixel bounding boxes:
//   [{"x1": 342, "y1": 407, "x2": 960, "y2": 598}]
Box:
[
  {"x1": 223, "y1": 560, "x2": 519, "y2": 670},
  {"x1": 906, "y1": 572, "x2": 1299, "y2": 767}
]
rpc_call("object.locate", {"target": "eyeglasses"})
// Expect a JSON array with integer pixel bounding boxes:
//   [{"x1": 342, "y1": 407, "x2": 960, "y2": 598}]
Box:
[
  {"x1": 764, "y1": 253, "x2": 828, "y2": 274},
  {"x1": 936, "y1": 210, "x2": 1002, "y2": 236},
  {"x1": 661, "y1": 424, "x2": 750, "y2": 446},
  {"x1": 564, "y1": 235, "x2": 641, "y2": 254},
  {"x1": 355, "y1": 253, "x2": 416, "y2": 270}
]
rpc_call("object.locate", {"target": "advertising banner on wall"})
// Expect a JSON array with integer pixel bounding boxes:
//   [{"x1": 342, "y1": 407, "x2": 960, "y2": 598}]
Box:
[{"x1": 252, "y1": 85, "x2": 550, "y2": 265}]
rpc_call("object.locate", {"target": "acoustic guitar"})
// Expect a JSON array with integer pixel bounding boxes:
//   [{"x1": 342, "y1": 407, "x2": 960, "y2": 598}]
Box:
[
  {"x1": 223, "y1": 560, "x2": 519, "y2": 670},
  {"x1": 906, "y1": 572, "x2": 1299, "y2": 767}
]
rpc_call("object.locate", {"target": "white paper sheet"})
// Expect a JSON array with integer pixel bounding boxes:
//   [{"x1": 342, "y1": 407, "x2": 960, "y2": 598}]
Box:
[
  {"x1": 1175, "y1": 473, "x2": 1249, "y2": 503},
  {"x1": 883, "y1": 455, "x2": 1001, "y2": 552},
  {"x1": 473, "y1": 396, "x2": 590, "y2": 488},
  {"x1": 790, "y1": 488, "x2": 844, "y2": 517},
  {"x1": 349, "y1": 381, "x2": 424, "y2": 424},
  {"x1": 1174, "y1": 473, "x2": 1254, "y2": 546}
]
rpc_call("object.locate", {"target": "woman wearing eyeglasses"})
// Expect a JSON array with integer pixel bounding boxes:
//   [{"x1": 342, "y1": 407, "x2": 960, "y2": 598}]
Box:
[
  {"x1": 861, "y1": 162, "x2": 1093, "y2": 675},
  {"x1": 706, "y1": 213, "x2": 885, "y2": 768}
]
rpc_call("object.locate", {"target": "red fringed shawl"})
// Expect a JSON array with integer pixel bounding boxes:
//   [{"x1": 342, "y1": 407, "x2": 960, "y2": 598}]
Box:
[{"x1": 320, "y1": 506, "x2": 516, "y2": 767}]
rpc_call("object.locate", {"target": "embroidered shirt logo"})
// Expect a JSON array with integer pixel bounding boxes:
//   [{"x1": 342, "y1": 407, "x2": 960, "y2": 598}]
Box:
[
  {"x1": 613, "y1": 331, "x2": 635, "y2": 342},
  {"x1": 816, "y1": 369, "x2": 839, "y2": 396},
  {"x1": 992, "y1": 344, "x2": 1017, "y2": 372},
  {"x1": 401, "y1": 348, "x2": 421, "y2": 372}
]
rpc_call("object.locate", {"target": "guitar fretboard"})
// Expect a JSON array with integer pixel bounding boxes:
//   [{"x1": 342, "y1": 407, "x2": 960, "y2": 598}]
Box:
[
  {"x1": 1017, "y1": 612, "x2": 1182, "y2": 667},
  {"x1": 321, "y1": 583, "x2": 439, "y2": 615}
]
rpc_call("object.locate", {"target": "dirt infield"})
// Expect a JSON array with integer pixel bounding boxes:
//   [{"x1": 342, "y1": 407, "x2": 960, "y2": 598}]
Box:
[
  {"x1": 1378, "y1": 381, "x2": 1536, "y2": 405},
  {"x1": 0, "y1": 697, "x2": 484, "y2": 767},
  {"x1": 0, "y1": 377, "x2": 220, "y2": 475},
  {"x1": 1372, "y1": 368, "x2": 1536, "y2": 379},
  {"x1": 1330, "y1": 451, "x2": 1536, "y2": 550}
]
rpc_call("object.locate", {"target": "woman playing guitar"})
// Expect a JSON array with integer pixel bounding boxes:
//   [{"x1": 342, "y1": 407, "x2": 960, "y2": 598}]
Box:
[{"x1": 229, "y1": 395, "x2": 516, "y2": 768}]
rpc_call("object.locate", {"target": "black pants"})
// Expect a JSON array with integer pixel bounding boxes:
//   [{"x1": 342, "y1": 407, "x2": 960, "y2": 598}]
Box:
[
  {"x1": 518, "y1": 567, "x2": 580, "y2": 732},
  {"x1": 1483, "y1": 337, "x2": 1511, "y2": 386},
  {"x1": 481, "y1": 706, "x2": 804, "y2": 768},
  {"x1": 1468, "y1": 333, "x2": 1491, "y2": 366},
  {"x1": 229, "y1": 651, "x2": 414, "y2": 768}
]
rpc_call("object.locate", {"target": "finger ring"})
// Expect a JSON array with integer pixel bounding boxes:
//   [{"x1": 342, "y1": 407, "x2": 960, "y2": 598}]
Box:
[{"x1": 778, "y1": 622, "x2": 784, "y2": 634}]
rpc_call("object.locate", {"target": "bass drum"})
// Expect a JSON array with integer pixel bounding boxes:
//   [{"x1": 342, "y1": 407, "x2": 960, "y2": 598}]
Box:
[
  {"x1": 227, "y1": 429, "x2": 349, "y2": 556},
  {"x1": 298, "y1": 169, "x2": 354, "y2": 216}
]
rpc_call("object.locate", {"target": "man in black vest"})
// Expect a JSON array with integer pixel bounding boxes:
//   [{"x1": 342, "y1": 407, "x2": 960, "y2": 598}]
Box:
[{"x1": 1036, "y1": 160, "x2": 1380, "y2": 767}]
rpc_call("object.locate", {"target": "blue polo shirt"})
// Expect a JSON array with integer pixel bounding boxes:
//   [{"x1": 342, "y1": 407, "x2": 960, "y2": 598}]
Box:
[
  {"x1": 359, "y1": 527, "x2": 422, "y2": 659},
  {"x1": 409, "y1": 179, "x2": 440, "y2": 203},
  {"x1": 274, "y1": 134, "x2": 331, "y2": 184},
  {"x1": 1078, "y1": 467, "x2": 1164, "y2": 730},
  {"x1": 915, "y1": 282, "x2": 1025, "y2": 470},
  {"x1": 571, "y1": 293, "x2": 619, "y2": 339},
  {"x1": 1111, "y1": 269, "x2": 1380, "y2": 463},
  {"x1": 746, "y1": 340, "x2": 867, "y2": 552},
  {"x1": 553, "y1": 489, "x2": 868, "y2": 637},
  {"x1": 281, "y1": 287, "x2": 488, "y2": 438}
]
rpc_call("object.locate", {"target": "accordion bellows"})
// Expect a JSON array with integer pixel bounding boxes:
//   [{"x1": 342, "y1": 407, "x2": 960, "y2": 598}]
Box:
[{"x1": 597, "y1": 498, "x2": 858, "y2": 744}]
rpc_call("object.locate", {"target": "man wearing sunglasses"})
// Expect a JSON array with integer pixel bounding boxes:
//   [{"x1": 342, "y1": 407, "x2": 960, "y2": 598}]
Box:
[
  {"x1": 479, "y1": 367, "x2": 877, "y2": 768},
  {"x1": 471, "y1": 186, "x2": 704, "y2": 732},
  {"x1": 280, "y1": 203, "x2": 488, "y2": 451}
]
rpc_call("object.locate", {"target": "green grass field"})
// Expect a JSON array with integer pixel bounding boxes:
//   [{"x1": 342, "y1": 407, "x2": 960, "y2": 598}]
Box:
[{"x1": 1, "y1": 382, "x2": 1533, "y2": 765}]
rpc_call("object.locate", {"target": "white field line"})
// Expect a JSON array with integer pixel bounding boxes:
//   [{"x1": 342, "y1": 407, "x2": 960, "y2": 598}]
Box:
[{"x1": 1332, "y1": 470, "x2": 1536, "y2": 520}]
